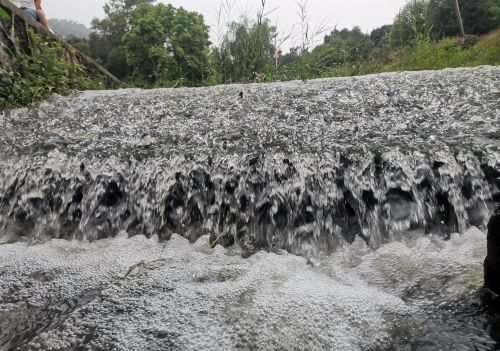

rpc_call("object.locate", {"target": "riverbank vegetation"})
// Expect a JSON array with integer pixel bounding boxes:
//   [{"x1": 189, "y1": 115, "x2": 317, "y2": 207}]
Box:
[
  {"x1": 69, "y1": 0, "x2": 499, "y2": 87},
  {"x1": 0, "y1": 32, "x2": 104, "y2": 109},
  {"x1": 2, "y1": 0, "x2": 499, "y2": 108},
  {"x1": 274, "y1": 28, "x2": 500, "y2": 82}
]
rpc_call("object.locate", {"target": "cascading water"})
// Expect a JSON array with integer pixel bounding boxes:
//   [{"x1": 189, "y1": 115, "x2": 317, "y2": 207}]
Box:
[{"x1": 0, "y1": 66, "x2": 499, "y2": 350}]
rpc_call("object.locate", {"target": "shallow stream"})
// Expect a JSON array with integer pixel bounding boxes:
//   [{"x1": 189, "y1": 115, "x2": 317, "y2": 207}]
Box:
[{"x1": 0, "y1": 66, "x2": 499, "y2": 350}]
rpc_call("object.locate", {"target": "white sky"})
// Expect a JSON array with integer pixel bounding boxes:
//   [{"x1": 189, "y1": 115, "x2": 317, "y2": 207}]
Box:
[{"x1": 43, "y1": 0, "x2": 407, "y2": 50}]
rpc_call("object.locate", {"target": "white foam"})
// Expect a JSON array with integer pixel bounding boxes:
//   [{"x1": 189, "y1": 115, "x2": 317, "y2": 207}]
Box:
[{"x1": 0, "y1": 228, "x2": 487, "y2": 350}]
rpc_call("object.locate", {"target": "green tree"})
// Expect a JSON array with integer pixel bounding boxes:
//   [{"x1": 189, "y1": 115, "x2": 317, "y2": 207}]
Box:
[
  {"x1": 169, "y1": 6, "x2": 212, "y2": 84},
  {"x1": 315, "y1": 27, "x2": 375, "y2": 65},
  {"x1": 390, "y1": 0, "x2": 500, "y2": 47},
  {"x1": 88, "y1": 0, "x2": 153, "y2": 79},
  {"x1": 281, "y1": 46, "x2": 301, "y2": 65},
  {"x1": 427, "y1": 0, "x2": 500, "y2": 37},
  {"x1": 390, "y1": 0, "x2": 430, "y2": 47},
  {"x1": 123, "y1": 3, "x2": 211, "y2": 86},
  {"x1": 370, "y1": 25, "x2": 392, "y2": 47},
  {"x1": 66, "y1": 37, "x2": 91, "y2": 57},
  {"x1": 216, "y1": 18, "x2": 277, "y2": 83}
]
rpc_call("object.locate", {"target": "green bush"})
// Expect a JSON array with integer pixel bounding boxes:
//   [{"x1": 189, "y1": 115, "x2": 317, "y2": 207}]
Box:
[{"x1": 0, "y1": 31, "x2": 104, "y2": 109}]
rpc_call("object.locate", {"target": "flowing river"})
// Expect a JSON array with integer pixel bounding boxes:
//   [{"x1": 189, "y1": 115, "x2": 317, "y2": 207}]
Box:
[{"x1": 0, "y1": 66, "x2": 499, "y2": 350}]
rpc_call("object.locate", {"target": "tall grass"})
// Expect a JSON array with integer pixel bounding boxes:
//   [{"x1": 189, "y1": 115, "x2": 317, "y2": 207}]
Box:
[{"x1": 313, "y1": 29, "x2": 500, "y2": 79}]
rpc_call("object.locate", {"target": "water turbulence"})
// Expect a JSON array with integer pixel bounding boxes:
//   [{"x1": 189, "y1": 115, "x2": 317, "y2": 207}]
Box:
[{"x1": 0, "y1": 67, "x2": 499, "y2": 350}]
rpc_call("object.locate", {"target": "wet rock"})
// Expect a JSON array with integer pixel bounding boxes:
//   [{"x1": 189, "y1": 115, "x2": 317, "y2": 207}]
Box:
[
  {"x1": 223, "y1": 130, "x2": 243, "y2": 141},
  {"x1": 482, "y1": 208, "x2": 500, "y2": 311},
  {"x1": 137, "y1": 135, "x2": 155, "y2": 148}
]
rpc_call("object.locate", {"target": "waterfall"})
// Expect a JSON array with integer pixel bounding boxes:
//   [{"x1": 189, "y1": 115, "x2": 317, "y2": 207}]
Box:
[
  {"x1": 1, "y1": 66, "x2": 498, "y2": 257},
  {"x1": 1, "y1": 66, "x2": 499, "y2": 351}
]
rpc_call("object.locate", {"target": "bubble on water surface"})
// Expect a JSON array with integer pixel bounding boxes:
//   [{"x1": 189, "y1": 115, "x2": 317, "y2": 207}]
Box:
[{"x1": 0, "y1": 227, "x2": 495, "y2": 350}]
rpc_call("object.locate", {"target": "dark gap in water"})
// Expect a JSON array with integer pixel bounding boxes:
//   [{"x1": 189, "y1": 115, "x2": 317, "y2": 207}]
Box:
[
  {"x1": 435, "y1": 191, "x2": 459, "y2": 238},
  {"x1": 482, "y1": 165, "x2": 500, "y2": 188},
  {"x1": 362, "y1": 190, "x2": 378, "y2": 210}
]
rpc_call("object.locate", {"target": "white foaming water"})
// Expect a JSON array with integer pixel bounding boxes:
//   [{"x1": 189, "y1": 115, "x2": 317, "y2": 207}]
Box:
[
  {"x1": 0, "y1": 228, "x2": 489, "y2": 350},
  {"x1": 318, "y1": 228, "x2": 485, "y2": 301}
]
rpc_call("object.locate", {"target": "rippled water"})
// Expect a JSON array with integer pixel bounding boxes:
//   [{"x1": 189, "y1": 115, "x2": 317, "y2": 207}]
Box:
[
  {"x1": 0, "y1": 228, "x2": 497, "y2": 350},
  {"x1": 1, "y1": 67, "x2": 498, "y2": 158},
  {"x1": 0, "y1": 66, "x2": 500, "y2": 349}
]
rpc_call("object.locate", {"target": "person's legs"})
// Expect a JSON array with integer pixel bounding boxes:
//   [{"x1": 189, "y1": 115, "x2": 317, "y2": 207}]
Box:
[
  {"x1": 35, "y1": 8, "x2": 49, "y2": 31},
  {"x1": 21, "y1": 8, "x2": 39, "y2": 21},
  {"x1": 21, "y1": 7, "x2": 48, "y2": 31},
  {"x1": 34, "y1": 0, "x2": 49, "y2": 31}
]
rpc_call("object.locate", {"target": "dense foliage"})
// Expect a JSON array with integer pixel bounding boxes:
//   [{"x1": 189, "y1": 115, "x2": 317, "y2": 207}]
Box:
[
  {"x1": 74, "y1": 0, "x2": 498, "y2": 87},
  {"x1": 123, "y1": 3, "x2": 211, "y2": 86},
  {"x1": 2, "y1": 0, "x2": 499, "y2": 110},
  {"x1": 274, "y1": 0, "x2": 500, "y2": 81},
  {"x1": 0, "y1": 32, "x2": 103, "y2": 109},
  {"x1": 213, "y1": 18, "x2": 277, "y2": 83},
  {"x1": 429, "y1": 0, "x2": 500, "y2": 37},
  {"x1": 390, "y1": 0, "x2": 500, "y2": 46},
  {"x1": 322, "y1": 29, "x2": 500, "y2": 78},
  {"x1": 84, "y1": 0, "x2": 155, "y2": 80}
]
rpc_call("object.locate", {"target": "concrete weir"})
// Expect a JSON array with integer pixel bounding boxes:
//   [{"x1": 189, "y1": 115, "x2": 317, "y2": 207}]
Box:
[{"x1": 0, "y1": 0, "x2": 119, "y2": 88}]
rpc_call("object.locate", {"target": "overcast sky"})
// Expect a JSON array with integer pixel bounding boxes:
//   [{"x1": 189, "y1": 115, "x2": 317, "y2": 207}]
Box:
[{"x1": 43, "y1": 0, "x2": 407, "y2": 50}]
